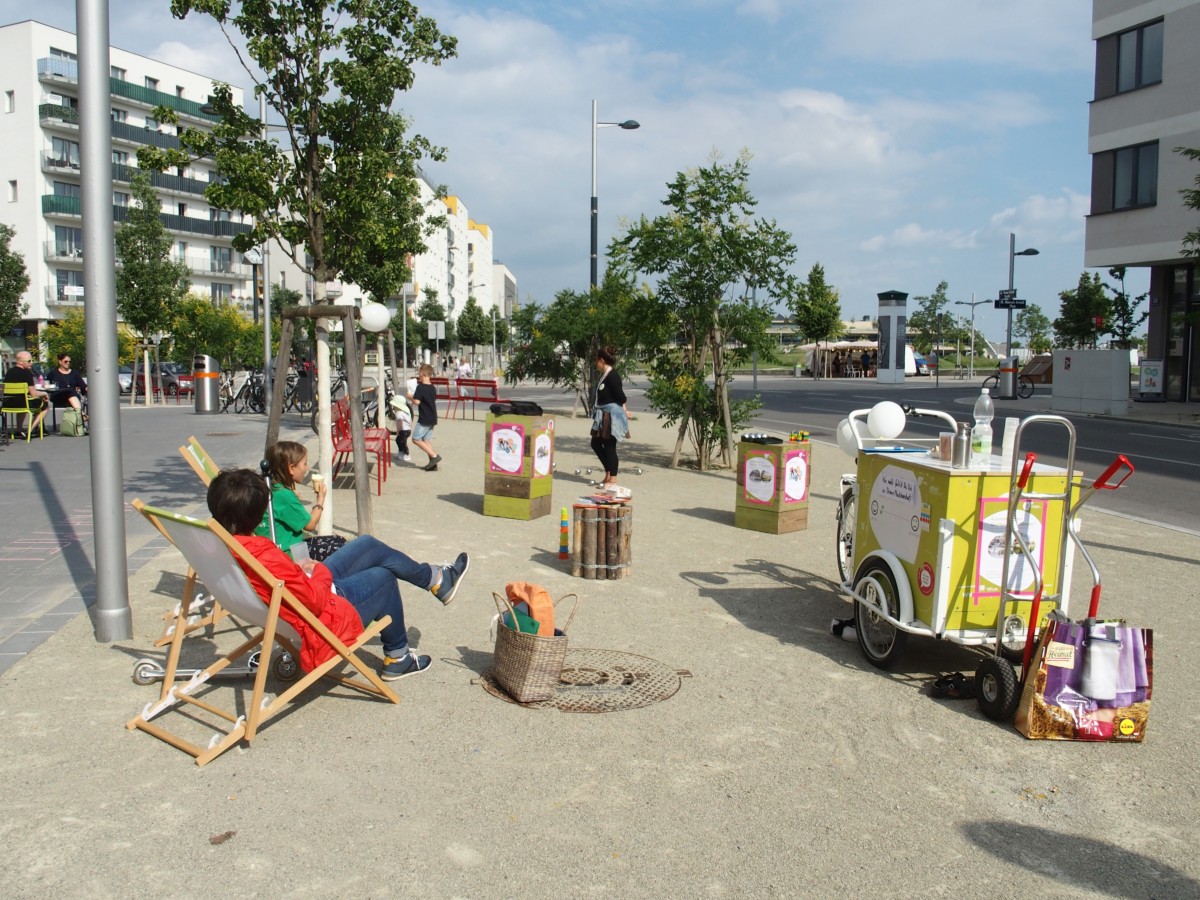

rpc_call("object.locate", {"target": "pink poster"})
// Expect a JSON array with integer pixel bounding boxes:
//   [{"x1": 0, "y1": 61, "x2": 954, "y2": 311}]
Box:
[
  {"x1": 489, "y1": 422, "x2": 525, "y2": 474},
  {"x1": 782, "y1": 448, "x2": 809, "y2": 503}
]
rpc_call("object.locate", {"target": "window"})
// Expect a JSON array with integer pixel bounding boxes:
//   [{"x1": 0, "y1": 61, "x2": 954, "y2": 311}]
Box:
[
  {"x1": 111, "y1": 108, "x2": 127, "y2": 124},
  {"x1": 50, "y1": 47, "x2": 78, "y2": 61},
  {"x1": 5, "y1": 91, "x2": 13, "y2": 113},
  {"x1": 112, "y1": 149, "x2": 129, "y2": 166},
  {"x1": 1095, "y1": 19, "x2": 1163, "y2": 99},
  {"x1": 177, "y1": 202, "x2": 187, "y2": 217},
  {"x1": 111, "y1": 65, "x2": 126, "y2": 81},
  {"x1": 211, "y1": 246, "x2": 233, "y2": 272},
  {"x1": 51, "y1": 137, "x2": 80, "y2": 168},
  {"x1": 113, "y1": 191, "x2": 130, "y2": 207},
  {"x1": 145, "y1": 76, "x2": 159, "y2": 91},
  {"x1": 211, "y1": 283, "x2": 232, "y2": 303},
  {"x1": 209, "y1": 208, "x2": 231, "y2": 222},
  {"x1": 176, "y1": 85, "x2": 185, "y2": 98},
  {"x1": 55, "y1": 226, "x2": 83, "y2": 256},
  {"x1": 1091, "y1": 141, "x2": 1158, "y2": 213},
  {"x1": 53, "y1": 181, "x2": 81, "y2": 198},
  {"x1": 56, "y1": 268, "x2": 85, "y2": 301},
  {"x1": 7, "y1": 180, "x2": 16, "y2": 202},
  {"x1": 145, "y1": 116, "x2": 159, "y2": 131}
]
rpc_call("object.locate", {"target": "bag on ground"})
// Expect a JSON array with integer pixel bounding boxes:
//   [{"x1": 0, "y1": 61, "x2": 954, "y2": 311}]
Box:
[{"x1": 60, "y1": 409, "x2": 86, "y2": 437}]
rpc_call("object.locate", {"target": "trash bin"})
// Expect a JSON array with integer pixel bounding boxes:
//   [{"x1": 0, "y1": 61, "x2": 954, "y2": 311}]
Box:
[
  {"x1": 194, "y1": 354, "x2": 221, "y2": 414},
  {"x1": 997, "y1": 356, "x2": 1018, "y2": 399}
]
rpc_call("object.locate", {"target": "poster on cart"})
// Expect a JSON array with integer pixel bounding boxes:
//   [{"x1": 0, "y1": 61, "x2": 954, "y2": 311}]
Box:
[
  {"x1": 974, "y1": 497, "x2": 1047, "y2": 598},
  {"x1": 489, "y1": 422, "x2": 525, "y2": 474},
  {"x1": 866, "y1": 464, "x2": 921, "y2": 563}
]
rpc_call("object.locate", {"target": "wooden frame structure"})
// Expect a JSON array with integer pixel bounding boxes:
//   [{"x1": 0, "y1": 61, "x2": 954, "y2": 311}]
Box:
[{"x1": 127, "y1": 500, "x2": 399, "y2": 766}]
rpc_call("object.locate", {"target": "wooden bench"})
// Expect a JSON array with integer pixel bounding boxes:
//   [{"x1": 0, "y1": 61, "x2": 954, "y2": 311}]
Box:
[{"x1": 450, "y1": 377, "x2": 507, "y2": 420}]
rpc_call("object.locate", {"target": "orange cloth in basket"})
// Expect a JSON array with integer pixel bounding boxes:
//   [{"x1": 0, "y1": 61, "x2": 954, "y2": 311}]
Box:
[{"x1": 505, "y1": 581, "x2": 555, "y2": 636}]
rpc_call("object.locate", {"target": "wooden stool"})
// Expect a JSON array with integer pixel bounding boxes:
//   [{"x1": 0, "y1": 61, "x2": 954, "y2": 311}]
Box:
[{"x1": 571, "y1": 502, "x2": 632, "y2": 579}]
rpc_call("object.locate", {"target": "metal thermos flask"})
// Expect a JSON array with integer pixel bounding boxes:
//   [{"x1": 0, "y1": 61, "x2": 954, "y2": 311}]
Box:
[{"x1": 952, "y1": 423, "x2": 972, "y2": 469}]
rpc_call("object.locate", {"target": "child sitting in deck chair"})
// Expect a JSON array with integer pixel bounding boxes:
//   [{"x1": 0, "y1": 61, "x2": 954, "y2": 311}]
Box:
[{"x1": 209, "y1": 468, "x2": 459, "y2": 680}]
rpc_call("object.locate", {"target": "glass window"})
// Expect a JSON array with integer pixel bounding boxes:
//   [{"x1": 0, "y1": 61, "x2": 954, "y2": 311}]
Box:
[
  {"x1": 51, "y1": 137, "x2": 80, "y2": 167},
  {"x1": 1113, "y1": 142, "x2": 1158, "y2": 210},
  {"x1": 145, "y1": 77, "x2": 159, "y2": 91},
  {"x1": 211, "y1": 283, "x2": 232, "y2": 302},
  {"x1": 111, "y1": 65, "x2": 126, "y2": 81},
  {"x1": 211, "y1": 246, "x2": 232, "y2": 272},
  {"x1": 111, "y1": 108, "x2": 127, "y2": 123},
  {"x1": 50, "y1": 47, "x2": 78, "y2": 61},
  {"x1": 113, "y1": 191, "x2": 130, "y2": 207},
  {"x1": 112, "y1": 149, "x2": 129, "y2": 166},
  {"x1": 55, "y1": 226, "x2": 83, "y2": 255},
  {"x1": 1115, "y1": 20, "x2": 1163, "y2": 93},
  {"x1": 53, "y1": 181, "x2": 81, "y2": 198},
  {"x1": 56, "y1": 268, "x2": 85, "y2": 299}
]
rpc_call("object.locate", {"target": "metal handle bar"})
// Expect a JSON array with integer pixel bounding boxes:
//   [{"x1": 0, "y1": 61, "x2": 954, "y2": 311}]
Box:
[
  {"x1": 846, "y1": 405, "x2": 958, "y2": 449},
  {"x1": 1093, "y1": 454, "x2": 1134, "y2": 491}
]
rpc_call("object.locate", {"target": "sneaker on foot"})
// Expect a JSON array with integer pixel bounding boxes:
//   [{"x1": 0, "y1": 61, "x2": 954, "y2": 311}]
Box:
[
  {"x1": 402, "y1": 454, "x2": 412, "y2": 462},
  {"x1": 432, "y1": 551, "x2": 470, "y2": 605},
  {"x1": 423, "y1": 454, "x2": 442, "y2": 471},
  {"x1": 381, "y1": 649, "x2": 432, "y2": 681}
]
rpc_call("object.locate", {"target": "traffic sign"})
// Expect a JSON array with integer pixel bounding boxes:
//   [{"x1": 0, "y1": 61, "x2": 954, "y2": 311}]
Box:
[
  {"x1": 998, "y1": 288, "x2": 1017, "y2": 301},
  {"x1": 995, "y1": 297, "x2": 1026, "y2": 310}
]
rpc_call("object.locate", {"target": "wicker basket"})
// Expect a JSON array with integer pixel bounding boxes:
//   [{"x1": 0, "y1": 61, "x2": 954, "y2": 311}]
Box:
[{"x1": 490, "y1": 590, "x2": 580, "y2": 702}]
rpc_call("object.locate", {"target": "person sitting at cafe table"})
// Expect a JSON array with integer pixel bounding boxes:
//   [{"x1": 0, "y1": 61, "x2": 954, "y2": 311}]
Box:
[
  {"x1": 3, "y1": 351, "x2": 50, "y2": 438},
  {"x1": 46, "y1": 352, "x2": 87, "y2": 422}
]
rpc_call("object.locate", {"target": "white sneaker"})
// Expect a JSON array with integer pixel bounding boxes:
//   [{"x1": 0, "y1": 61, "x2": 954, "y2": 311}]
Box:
[{"x1": 402, "y1": 454, "x2": 412, "y2": 462}]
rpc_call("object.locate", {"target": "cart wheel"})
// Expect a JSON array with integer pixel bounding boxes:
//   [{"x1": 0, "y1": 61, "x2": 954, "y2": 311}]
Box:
[
  {"x1": 975, "y1": 656, "x2": 1020, "y2": 722},
  {"x1": 131, "y1": 658, "x2": 159, "y2": 686},
  {"x1": 853, "y1": 558, "x2": 907, "y2": 669},
  {"x1": 273, "y1": 652, "x2": 300, "y2": 682},
  {"x1": 998, "y1": 614, "x2": 1028, "y2": 664},
  {"x1": 835, "y1": 487, "x2": 856, "y2": 584}
]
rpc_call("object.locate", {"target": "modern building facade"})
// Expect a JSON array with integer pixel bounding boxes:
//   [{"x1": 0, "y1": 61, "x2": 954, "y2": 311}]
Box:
[
  {"x1": 1085, "y1": 0, "x2": 1200, "y2": 402},
  {"x1": 0, "y1": 19, "x2": 252, "y2": 359}
]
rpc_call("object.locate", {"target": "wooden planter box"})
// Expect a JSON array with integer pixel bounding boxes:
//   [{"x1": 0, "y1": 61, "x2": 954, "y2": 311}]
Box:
[
  {"x1": 482, "y1": 412, "x2": 555, "y2": 520},
  {"x1": 734, "y1": 440, "x2": 811, "y2": 534}
]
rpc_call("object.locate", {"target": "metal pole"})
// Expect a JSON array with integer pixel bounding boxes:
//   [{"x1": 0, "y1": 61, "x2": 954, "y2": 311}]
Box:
[
  {"x1": 590, "y1": 99, "x2": 598, "y2": 291},
  {"x1": 970, "y1": 302, "x2": 976, "y2": 380},
  {"x1": 1006, "y1": 232, "x2": 1015, "y2": 359},
  {"x1": 78, "y1": 0, "x2": 131, "y2": 641},
  {"x1": 260, "y1": 95, "x2": 273, "y2": 413}
]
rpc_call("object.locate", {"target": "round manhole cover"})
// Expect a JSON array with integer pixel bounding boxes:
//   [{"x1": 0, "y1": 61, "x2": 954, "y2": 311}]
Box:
[{"x1": 480, "y1": 647, "x2": 690, "y2": 713}]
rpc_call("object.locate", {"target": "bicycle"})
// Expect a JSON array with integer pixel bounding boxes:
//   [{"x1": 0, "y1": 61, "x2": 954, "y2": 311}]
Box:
[
  {"x1": 981, "y1": 372, "x2": 1035, "y2": 399},
  {"x1": 310, "y1": 371, "x2": 393, "y2": 433},
  {"x1": 232, "y1": 370, "x2": 266, "y2": 414}
]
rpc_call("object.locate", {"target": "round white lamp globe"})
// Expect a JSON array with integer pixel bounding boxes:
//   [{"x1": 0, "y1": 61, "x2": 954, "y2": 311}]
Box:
[
  {"x1": 836, "y1": 418, "x2": 866, "y2": 457},
  {"x1": 866, "y1": 401, "x2": 905, "y2": 441},
  {"x1": 359, "y1": 301, "x2": 393, "y2": 333}
]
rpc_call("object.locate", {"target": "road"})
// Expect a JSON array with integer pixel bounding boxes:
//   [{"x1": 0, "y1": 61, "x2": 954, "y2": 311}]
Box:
[{"x1": 507, "y1": 374, "x2": 1200, "y2": 534}]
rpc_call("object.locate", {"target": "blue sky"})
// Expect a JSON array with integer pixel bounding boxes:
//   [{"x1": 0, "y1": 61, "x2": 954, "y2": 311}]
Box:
[{"x1": 24, "y1": 0, "x2": 1147, "y2": 344}]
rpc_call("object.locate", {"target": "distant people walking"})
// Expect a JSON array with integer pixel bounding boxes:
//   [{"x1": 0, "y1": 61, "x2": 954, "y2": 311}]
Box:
[{"x1": 590, "y1": 348, "x2": 630, "y2": 485}]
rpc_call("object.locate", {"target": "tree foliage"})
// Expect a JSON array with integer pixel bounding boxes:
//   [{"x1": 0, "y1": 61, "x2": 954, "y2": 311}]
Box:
[
  {"x1": 115, "y1": 172, "x2": 191, "y2": 341},
  {"x1": 0, "y1": 223, "x2": 30, "y2": 337},
  {"x1": 505, "y1": 268, "x2": 668, "y2": 414},
  {"x1": 1180, "y1": 146, "x2": 1200, "y2": 258},
  {"x1": 1105, "y1": 267, "x2": 1149, "y2": 349},
  {"x1": 1013, "y1": 305, "x2": 1053, "y2": 354},
  {"x1": 1054, "y1": 272, "x2": 1111, "y2": 349},
  {"x1": 143, "y1": 0, "x2": 457, "y2": 304},
  {"x1": 789, "y1": 263, "x2": 842, "y2": 353},
  {"x1": 616, "y1": 153, "x2": 795, "y2": 469},
  {"x1": 43, "y1": 308, "x2": 137, "y2": 369},
  {"x1": 908, "y1": 281, "x2": 962, "y2": 353},
  {"x1": 414, "y1": 290, "x2": 455, "y2": 354},
  {"x1": 455, "y1": 296, "x2": 491, "y2": 354},
  {"x1": 170, "y1": 291, "x2": 250, "y2": 367}
]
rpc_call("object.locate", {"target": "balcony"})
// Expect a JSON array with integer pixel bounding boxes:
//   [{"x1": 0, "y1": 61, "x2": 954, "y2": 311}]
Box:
[
  {"x1": 39, "y1": 103, "x2": 79, "y2": 127},
  {"x1": 111, "y1": 120, "x2": 181, "y2": 151},
  {"x1": 112, "y1": 162, "x2": 215, "y2": 198},
  {"x1": 43, "y1": 194, "x2": 252, "y2": 238},
  {"x1": 37, "y1": 58, "x2": 221, "y2": 123},
  {"x1": 46, "y1": 286, "x2": 85, "y2": 307},
  {"x1": 41, "y1": 151, "x2": 81, "y2": 173},
  {"x1": 173, "y1": 253, "x2": 249, "y2": 279},
  {"x1": 44, "y1": 241, "x2": 85, "y2": 262}
]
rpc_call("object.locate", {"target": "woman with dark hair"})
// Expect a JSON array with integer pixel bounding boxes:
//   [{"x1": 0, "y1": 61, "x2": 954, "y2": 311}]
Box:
[
  {"x1": 590, "y1": 348, "x2": 630, "y2": 485},
  {"x1": 46, "y1": 352, "x2": 87, "y2": 421}
]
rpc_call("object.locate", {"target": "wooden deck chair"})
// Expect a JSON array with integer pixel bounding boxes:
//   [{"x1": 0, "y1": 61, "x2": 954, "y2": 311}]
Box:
[
  {"x1": 148, "y1": 435, "x2": 229, "y2": 646},
  {"x1": 127, "y1": 501, "x2": 399, "y2": 767}
]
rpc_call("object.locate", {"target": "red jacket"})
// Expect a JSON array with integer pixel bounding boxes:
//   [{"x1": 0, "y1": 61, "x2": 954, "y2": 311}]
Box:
[{"x1": 234, "y1": 535, "x2": 363, "y2": 672}]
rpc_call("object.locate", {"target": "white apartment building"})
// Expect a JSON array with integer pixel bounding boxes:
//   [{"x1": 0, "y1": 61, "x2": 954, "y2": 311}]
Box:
[
  {"x1": 1085, "y1": 0, "x2": 1200, "y2": 402},
  {"x1": 0, "y1": 19, "x2": 249, "y2": 358}
]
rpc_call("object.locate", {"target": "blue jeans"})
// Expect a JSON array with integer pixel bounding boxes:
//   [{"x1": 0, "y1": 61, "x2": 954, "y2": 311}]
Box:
[{"x1": 323, "y1": 536, "x2": 434, "y2": 656}]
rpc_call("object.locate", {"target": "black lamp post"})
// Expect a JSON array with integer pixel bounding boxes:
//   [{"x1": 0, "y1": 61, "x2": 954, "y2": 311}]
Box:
[{"x1": 591, "y1": 100, "x2": 639, "y2": 290}]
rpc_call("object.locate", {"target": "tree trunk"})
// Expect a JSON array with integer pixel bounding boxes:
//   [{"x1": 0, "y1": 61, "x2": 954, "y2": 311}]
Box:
[{"x1": 712, "y1": 308, "x2": 736, "y2": 466}]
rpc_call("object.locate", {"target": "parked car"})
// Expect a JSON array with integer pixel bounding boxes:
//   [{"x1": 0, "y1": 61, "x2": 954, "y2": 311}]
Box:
[
  {"x1": 118, "y1": 365, "x2": 133, "y2": 394},
  {"x1": 129, "y1": 361, "x2": 194, "y2": 396}
]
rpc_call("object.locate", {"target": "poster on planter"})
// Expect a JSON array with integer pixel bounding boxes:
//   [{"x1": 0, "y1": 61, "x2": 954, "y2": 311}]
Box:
[
  {"x1": 742, "y1": 452, "x2": 776, "y2": 505},
  {"x1": 782, "y1": 448, "x2": 809, "y2": 503},
  {"x1": 489, "y1": 422, "x2": 524, "y2": 474},
  {"x1": 973, "y1": 497, "x2": 1047, "y2": 599},
  {"x1": 533, "y1": 430, "x2": 553, "y2": 477}
]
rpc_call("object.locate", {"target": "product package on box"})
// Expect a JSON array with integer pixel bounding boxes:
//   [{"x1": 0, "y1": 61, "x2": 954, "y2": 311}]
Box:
[{"x1": 1015, "y1": 617, "x2": 1153, "y2": 742}]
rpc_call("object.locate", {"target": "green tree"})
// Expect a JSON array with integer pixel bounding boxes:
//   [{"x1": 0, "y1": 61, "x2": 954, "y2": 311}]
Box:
[
  {"x1": 415, "y1": 289, "x2": 455, "y2": 355},
  {"x1": 170, "y1": 291, "x2": 247, "y2": 367},
  {"x1": 908, "y1": 281, "x2": 954, "y2": 354},
  {"x1": 143, "y1": 1, "x2": 456, "y2": 306},
  {"x1": 617, "y1": 153, "x2": 797, "y2": 469},
  {"x1": 115, "y1": 172, "x2": 190, "y2": 343},
  {"x1": 1053, "y1": 272, "x2": 1111, "y2": 349},
  {"x1": 0, "y1": 224, "x2": 30, "y2": 338},
  {"x1": 43, "y1": 308, "x2": 137, "y2": 369},
  {"x1": 455, "y1": 296, "x2": 490, "y2": 360},
  {"x1": 789, "y1": 263, "x2": 841, "y2": 375},
  {"x1": 1014, "y1": 305, "x2": 1053, "y2": 354},
  {"x1": 1105, "y1": 266, "x2": 1149, "y2": 349},
  {"x1": 1180, "y1": 146, "x2": 1200, "y2": 258}
]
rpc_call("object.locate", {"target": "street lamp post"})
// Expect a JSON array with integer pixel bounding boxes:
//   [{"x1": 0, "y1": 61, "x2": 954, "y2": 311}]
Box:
[
  {"x1": 1005, "y1": 231, "x2": 1039, "y2": 356},
  {"x1": 955, "y1": 295, "x2": 990, "y2": 380},
  {"x1": 591, "y1": 99, "x2": 640, "y2": 290}
]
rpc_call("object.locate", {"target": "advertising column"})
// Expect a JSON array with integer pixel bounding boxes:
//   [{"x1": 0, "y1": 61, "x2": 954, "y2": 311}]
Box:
[{"x1": 876, "y1": 290, "x2": 908, "y2": 384}]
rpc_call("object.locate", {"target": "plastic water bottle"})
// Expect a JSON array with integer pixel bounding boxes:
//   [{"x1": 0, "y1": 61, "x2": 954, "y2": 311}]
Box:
[{"x1": 972, "y1": 387, "x2": 994, "y2": 467}]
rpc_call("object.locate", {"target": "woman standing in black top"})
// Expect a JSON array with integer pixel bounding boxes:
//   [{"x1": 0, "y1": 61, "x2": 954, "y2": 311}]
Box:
[{"x1": 591, "y1": 349, "x2": 630, "y2": 485}]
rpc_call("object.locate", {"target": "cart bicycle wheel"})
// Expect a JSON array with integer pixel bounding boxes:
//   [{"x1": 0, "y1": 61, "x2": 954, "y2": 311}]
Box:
[
  {"x1": 853, "y1": 557, "x2": 907, "y2": 669},
  {"x1": 836, "y1": 487, "x2": 856, "y2": 584},
  {"x1": 1017, "y1": 376, "x2": 1034, "y2": 399},
  {"x1": 975, "y1": 656, "x2": 1020, "y2": 722}
]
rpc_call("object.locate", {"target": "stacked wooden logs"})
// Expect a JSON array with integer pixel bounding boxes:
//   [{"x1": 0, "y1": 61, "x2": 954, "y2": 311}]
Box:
[{"x1": 571, "y1": 503, "x2": 632, "y2": 579}]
